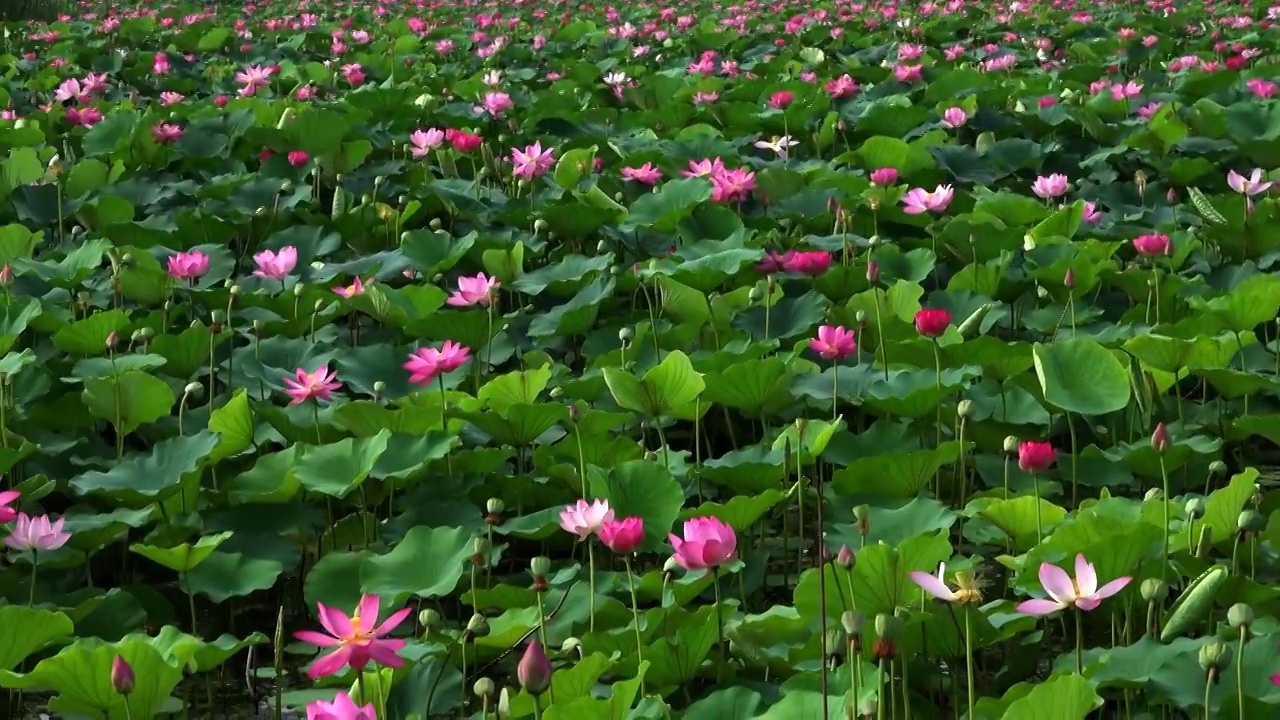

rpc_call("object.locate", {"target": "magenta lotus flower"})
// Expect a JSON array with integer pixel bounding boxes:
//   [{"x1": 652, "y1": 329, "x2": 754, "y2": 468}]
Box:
[
  {"x1": 4, "y1": 513, "x2": 70, "y2": 551},
  {"x1": 1016, "y1": 554, "x2": 1131, "y2": 616},
  {"x1": 252, "y1": 246, "x2": 298, "y2": 280},
  {"x1": 1132, "y1": 233, "x2": 1171, "y2": 257},
  {"x1": 332, "y1": 276, "x2": 373, "y2": 298},
  {"x1": 0, "y1": 490, "x2": 19, "y2": 524},
  {"x1": 166, "y1": 250, "x2": 209, "y2": 281},
  {"x1": 294, "y1": 595, "x2": 411, "y2": 679},
  {"x1": 306, "y1": 692, "x2": 374, "y2": 720},
  {"x1": 446, "y1": 272, "x2": 499, "y2": 307},
  {"x1": 559, "y1": 499, "x2": 614, "y2": 539},
  {"x1": 621, "y1": 163, "x2": 663, "y2": 185},
  {"x1": 941, "y1": 107, "x2": 968, "y2": 128},
  {"x1": 870, "y1": 167, "x2": 898, "y2": 186},
  {"x1": 282, "y1": 365, "x2": 342, "y2": 405},
  {"x1": 669, "y1": 516, "x2": 737, "y2": 571},
  {"x1": 403, "y1": 340, "x2": 471, "y2": 385},
  {"x1": 510, "y1": 142, "x2": 555, "y2": 180},
  {"x1": 810, "y1": 325, "x2": 856, "y2": 360},
  {"x1": 902, "y1": 185, "x2": 954, "y2": 214},
  {"x1": 598, "y1": 517, "x2": 645, "y2": 554}
]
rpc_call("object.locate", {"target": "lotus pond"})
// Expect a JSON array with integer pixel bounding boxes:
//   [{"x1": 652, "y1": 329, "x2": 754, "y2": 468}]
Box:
[{"x1": 2, "y1": 0, "x2": 1280, "y2": 718}]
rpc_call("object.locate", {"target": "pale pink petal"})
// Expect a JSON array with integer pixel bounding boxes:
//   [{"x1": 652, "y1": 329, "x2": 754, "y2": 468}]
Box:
[
  {"x1": 1038, "y1": 562, "x2": 1076, "y2": 605},
  {"x1": 909, "y1": 570, "x2": 956, "y2": 601},
  {"x1": 1075, "y1": 596, "x2": 1102, "y2": 612},
  {"x1": 1016, "y1": 598, "x2": 1066, "y2": 616},
  {"x1": 1073, "y1": 554, "x2": 1098, "y2": 597},
  {"x1": 1093, "y1": 576, "x2": 1131, "y2": 601}
]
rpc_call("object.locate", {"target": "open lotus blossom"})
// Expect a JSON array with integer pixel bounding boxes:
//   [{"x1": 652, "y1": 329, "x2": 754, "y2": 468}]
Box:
[
  {"x1": 404, "y1": 340, "x2": 471, "y2": 385},
  {"x1": 447, "y1": 272, "x2": 499, "y2": 307},
  {"x1": 621, "y1": 163, "x2": 662, "y2": 185},
  {"x1": 306, "y1": 692, "x2": 375, "y2": 720},
  {"x1": 332, "y1": 276, "x2": 373, "y2": 298},
  {"x1": 781, "y1": 250, "x2": 832, "y2": 275},
  {"x1": 1132, "y1": 233, "x2": 1171, "y2": 257},
  {"x1": 910, "y1": 563, "x2": 983, "y2": 604},
  {"x1": 941, "y1": 107, "x2": 968, "y2": 128},
  {"x1": 1228, "y1": 169, "x2": 1272, "y2": 214},
  {"x1": 902, "y1": 185, "x2": 954, "y2": 214},
  {"x1": 1031, "y1": 173, "x2": 1068, "y2": 199},
  {"x1": 4, "y1": 513, "x2": 70, "y2": 552},
  {"x1": 294, "y1": 595, "x2": 411, "y2": 678},
  {"x1": 234, "y1": 64, "x2": 274, "y2": 96},
  {"x1": 1016, "y1": 554, "x2": 1131, "y2": 616},
  {"x1": 1082, "y1": 201, "x2": 1102, "y2": 223},
  {"x1": 481, "y1": 91, "x2": 513, "y2": 116},
  {"x1": 754, "y1": 135, "x2": 799, "y2": 159},
  {"x1": 252, "y1": 246, "x2": 298, "y2": 280},
  {"x1": 560, "y1": 499, "x2": 614, "y2": 539},
  {"x1": 510, "y1": 142, "x2": 555, "y2": 180},
  {"x1": 282, "y1": 365, "x2": 342, "y2": 404},
  {"x1": 810, "y1": 324, "x2": 856, "y2": 360},
  {"x1": 682, "y1": 157, "x2": 727, "y2": 178},
  {"x1": 0, "y1": 490, "x2": 18, "y2": 523},
  {"x1": 151, "y1": 123, "x2": 182, "y2": 144},
  {"x1": 409, "y1": 128, "x2": 445, "y2": 158},
  {"x1": 870, "y1": 167, "x2": 898, "y2": 186},
  {"x1": 670, "y1": 516, "x2": 737, "y2": 571},
  {"x1": 446, "y1": 129, "x2": 483, "y2": 153},
  {"x1": 166, "y1": 250, "x2": 210, "y2": 281}
]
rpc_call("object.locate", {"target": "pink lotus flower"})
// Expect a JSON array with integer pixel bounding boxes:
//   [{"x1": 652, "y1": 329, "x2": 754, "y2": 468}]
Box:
[
  {"x1": 893, "y1": 64, "x2": 923, "y2": 82},
  {"x1": 709, "y1": 167, "x2": 755, "y2": 203},
  {"x1": 167, "y1": 250, "x2": 210, "y2": 281},
  {"x1": 151, "y1": 123, "x2": 183, "y2": 144},
  {"x1": 941, "y1": 107, "x2": 968, "y2": 128},
  {"x1": 870, "y1": 167, "x2": 898, "y2": 186},
  {"x1": 669, "y1": 516, "x2": 737, "y2": 571},
  {"x1": 152, "y1": 53, "x2": 170, "y2": 75},
  {"x1": 288, "y1": 151, "x2": 310, "y2": 168},
  {"x1": 0, "y1": 490, "x2": 18, "y2": 523},
  {"x1": 66, "y1": 107, "x2": 102, "y2": 127},
  {"x1": 781, "y1": 250, "x2": 832, "y2": 276},
  {"x1": 340, "y1": 63, "x2": 365, "y2": 86},
  {"x1": 598, "y1": 517, "x2": 645, "y2": 554},
  {"x1": 682, "y1": 158, "x2": 727, "y2": 178},
  {"x1": 282, "y1": 365, "x2": 342, "y2": 404},
  {"x1": 560, "y1": 499, "x2": 615, "y2": 539},
  {"x1": 1133, "y1": 233, "x2": 1171, "y2": 257},
  {"x1": 511, "y1": 142, "x2": 555, "y2": 180},
  {"x1": 810, "y1": 325, "x2": 855, "y2": 360},
  {"x1": 404, "y1": 340, "x2": 471, "y2": 385},
  {"x1": 825, "y1": 74, "x2": 858, "y2": 98},
  {"x1": 1015, "y1": 554, "x2": 1131, "y2": 616},
  {"x1": 621, "y1": 163, "x2": 663, "y2": 185},
  {"x1": 234, "y1": 64, "x2": 274, "y2": 96},
  {"x1": 306, "y1": 692, "x2": 374, "y2": 720},
  {"x1": 1082, "y1": 201, "x2": 1102, "y2": 223},
  {"x1": 294, "y1": 595, "x2": 411, "y2": 678},
  {"x1": 768, "y1": 90, "x2": 793, "y2": 108},
  {"x1": 332, "y1": 277, "x2": 372, "y2": 298},
  {"x1": 447, "y1": 273, "x2": 499, "y2": 307},
  {"x1": 914, "y1": 308, "x2": 952, "y2": 338},
  {"x1": 409, "y1": 128, "x2": 445, "y2": 158},
  {"x1": 908, "y1": 563, "x2": 974, "y2": 603},
  {"x1": 4, "y1": 513, "x2": 70, "y2": 551},
  {"x1": 481, "y1": 91, "x2": 513, "y2": 116},
  {"x1": 446, "y1": 129, "x2": 483, "y2": 153},
  {"x1": 1031, "y1": 174, "x2": 1068, "y2": 199},
  {"x1": 902, "y1": 185, "x2": 954, "y2": 214},
  {"x1": 1227, "y1": 169, "x2": 1272, "y2": 196},
  {"x1": 252, "y1": 246, "x2": 298, "y2": 280}
]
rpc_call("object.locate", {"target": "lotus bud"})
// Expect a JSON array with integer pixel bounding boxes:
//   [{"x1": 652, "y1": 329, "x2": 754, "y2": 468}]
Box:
[
  {"x1": 1139, "y1": 578, "x2": 1168, "y2": 603},
  {"x1": 530, "y1": 556, "x2": 551, "y2": 577},
  {"x1": 183, "y1": 382, "x2": 203, "y2": 398},
  {"x1": 430, "y1": 218, "x2": 443, "y2": 230},
  {"x1": 105, "y1": 331, "x2": 119, "y2": 349},
  {"x1": 1198, "y1": 638, "x2": 1230, "y2": 680},
  {"x1": 1166, "y1": 187, "x2": 1178, "y2": 204},
  {"x1": 866, "y1": 260, "x2": 880, "y2": 283},
  {"x1": 1228, "y1": 603, "x2": 1254, "y2": 630},
  {"x1": 1151, "y1": 423, "x2": 1170, "y2": 454},
  {"x1": 836, "y1": 544, "x2": 854, "y2": 568},
  {"x1": 1209, "y1": 460, "x2": 1227, "y2": 477},
  {"x1": 111, "y1": 656, "x2": 134, "y2": 696},
  {"x1": 1064, "y1": 267, "x2": 1076, "y2": 289},
  {"x1": 1185, "y1": 497, "x2": 1205, "y2": 519},
  {"x1": 957, "y1": 399, "x2": 973, "y2": 418},
  {"x1": 1238, "y1": 509, "x2": 1263, "y2": 533},
  {"x1": 497, "y1": 687, "x2": 511, "y2": 719},
  {"x1": 517, "y1": 640, "x2": 552, "y2": 695},
  {"x1": 466, "y1": 614, "x2": 489, "y2": 639},
  {"x1": 418, "y1": 608, "x2": 439, "y2": 629},
  {"x1": 473, "y1": 677, "x2": 495, "y2": 699}
]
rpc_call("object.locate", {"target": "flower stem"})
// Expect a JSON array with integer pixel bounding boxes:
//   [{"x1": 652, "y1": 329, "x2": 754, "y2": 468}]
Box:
[
  {"x1": 438, "y1": 376, "x2": 453, "y2": 477},
  {"x1": 1075, "y1": 610, "x2": 1084, "y2": 675},
  {"x1": 27, "y1": 553, "x2": 36, "y2": 607},
  {"x1": 1033, "y1": 472, "x2": 1043, "y2": 544},
  {"x1": 965, "y1": 608, "x2": 975, "y2": 720},
  {"x1": 624, "y1": 556, "x2": 647, "y2": 697},
  {"x1": 1159, "y1": 454, "x2": 1170, "y2": 582},
  {"x1": 1237, "y1": 627, "x2": 1246, "y2": 720},
  {"x1": 873, "y1": 286, "x2": 888, "y2": 381},
  {"x1": 588, "y1": 541, "x2": 596, "y2": 633},
  {"x1": 712, "y1": 568, "x2": 726, "y2": 668}
]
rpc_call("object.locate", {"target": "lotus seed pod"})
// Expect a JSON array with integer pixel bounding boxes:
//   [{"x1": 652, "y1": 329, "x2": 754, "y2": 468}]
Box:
[
  {"x1": 618, "y1": 327, "x2": 634, "y2": 342},
  {"x1": 397, "y1": 194, "x2": 408, "y2": 205},
  {"x1": 825, "y1": 628, "x2": 845, "y2": 656},
  {"x1": 841, "y1": 610, "x2": 864, "y2": 635},
  {"x1": 497, "y1": 687, "x2": 511, "y2": 719},
  {"x1": 530, "y1": 556, "x2": 551, "y2": 577},
  {"x1": 313, "y1": 299, "x2": 324, "y2": 312},
  {"x1": 1228, "y1": 603, "x2": 1254, "y2": 630},
  {"x1": 360, "y1": 194, "x2": 373, "y2": 206},
  {"x1": 418, "y1": 608, "x2": 439, "y2": 628},
  {"x1": 1209, "y1": 460, "x2": 1227, "y2": 477},
  {"x1": 432, "y1": 274, "x2": 444, "y2": 284},
  {"x1": 189, "y1": 320, "x2": 201, "y2": 329},
  {"x1": 473, "y1": 678, "x2": 495, "y2": 699},
  {"x1": 372, "y1": 381, "x2": 386, "y2": 396},
  {"x1": 748, "y1": 286, "x2": 764, "y2": 303},
  {"x1": 855, "y1": 310, "x2": 867, "y2": 324},
  {"x1": 1036, "y1": 285, "x2": 1050, "y2": 299},
  {"x1": 253, "y1": 319, "x2": 266, "y2": 332},
  {"x1": 229, "y1": 284, "x2": 241, "y2": 297},
  {"x1": 1185, "y1": 497, "x2": 1205, "y2": 518},
  {"x1": 138, "y1": 327, "x2": 154, "y2": 340},
  {"x1": 867, "y1": 235, "x2": 880, "y2": 248},
  {"x1": 549, "y1": 387, "x2": 563, "y2": 399},
  {"x1": 293, "y1": 283, "x2": 305, "y2": 297},
  {"x1": 596, "y1": 240, "x2": 609, "y2": 253},
  {"x1": 1238, "y1": 509, "x2": 1263, "y2": 533},
  {"x1": 473, "y1": 536, "x2": 490, "y2": 555},
  {"x1": 466, "y1": 614, "x2": 490, "y2": 638},
  {"x1": 281, "y1": 180, "x2": 294, "y2": 193},
  {"x1": 487, "y1": 498, "x2": 505, "y2": 515},
  {"x1": 120, "y1": 252, "x2": 134, "y2": 266},
  {"x1": 853, "y1": 505, "x2": 870, "y2": 522},
  {"x1": 183, "y1": 382, "x2": 203, "y2": 398},
  {"x1": 547, "y1": 232, "x2": 556, "y2": 241},
  {"x1": 873, "y1": 613, "x2": 899, "y2": 640},
  {"x1": 614, "y1": 192, "x2": 624, "y2": 202},
  {"x1": 534, "y1": 219, "x2": 547, "y2": 232},
  {"x1": 1144, "y1": 488, "x2": 1163, "y2": 503},
  {"x1": 430, "y1": 218, "x2": 443, "y2": 229},
  {"x1": 374, "y1": 175, "x2": 386, "y2": 188},
  {"x1": 560, "y1": 636, "x2": 581, "y2": 656},
  {"x1": 1197, "y1": 638, "x2": 1230, "y2": 673},
  {"x1": 255, "y1": 206, "x2": 268, "y2": 217},
  {"x1": 957, "y1": 399, "x2": 973, "y2": 418},
  {"x1": 1139, "y1": 578, "x2": 1168, "y2": 603},
  {"x1": 210, "y1": 310, "x2": 225, "y2": 324},
  {"x1": 858, "y1": 696, "x2": 878, "y2": 718},
  {"x1": 663, "y1": 556, "x2": 681, "y2": 574},
  {"x1": 477, "y1": 167, "x2": 490, "y2": 180}
]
